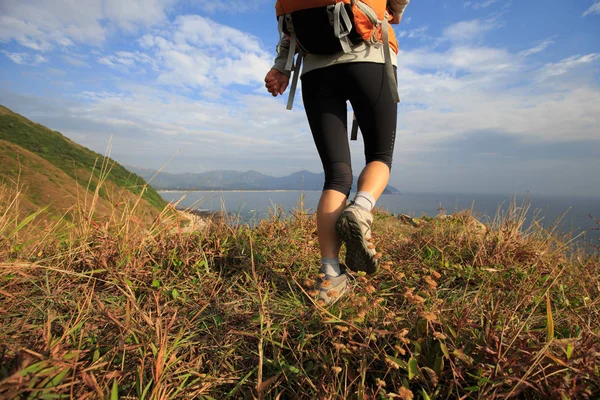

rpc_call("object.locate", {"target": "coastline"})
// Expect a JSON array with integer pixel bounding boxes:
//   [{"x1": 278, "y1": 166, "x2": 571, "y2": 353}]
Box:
[
  {"x1": 158, "y1": 189, "x2": 322, "y2": 193},
  {"x1": 159, "y1": 190, "x2": 600, "y2": 243}
]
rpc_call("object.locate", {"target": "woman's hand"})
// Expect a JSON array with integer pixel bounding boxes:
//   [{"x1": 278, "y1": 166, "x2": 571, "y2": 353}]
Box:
[
  {"x1": 264, "y1": 68, "x2": 290, "y2": 97},
  {"x1": 390, "y1": 13, "x2": 403, "y2": 24},
  {"x1": 388, "y1": 0, "x2": 409, "y2": 24}
]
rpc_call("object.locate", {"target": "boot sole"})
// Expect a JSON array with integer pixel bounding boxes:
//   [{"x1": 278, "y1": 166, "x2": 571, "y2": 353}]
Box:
[{"x1": 336, "y1": 212, "x2": 378, "y2": 274}]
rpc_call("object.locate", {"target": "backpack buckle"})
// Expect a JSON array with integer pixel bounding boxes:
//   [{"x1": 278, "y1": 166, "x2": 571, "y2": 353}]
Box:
[
  {"x1": 326, "y1": 5, "x2": 335, "y2": 25},
  {"x1": 284, "y1": 14, "x2": 294, "y2": 33}
]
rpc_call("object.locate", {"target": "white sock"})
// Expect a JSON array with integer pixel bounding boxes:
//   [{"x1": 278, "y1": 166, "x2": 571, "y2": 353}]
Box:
[
  {"x1": 321, "y1": 257, "x2": 341, "y2": 276},
  {"x1": 353, "y1": 191, "x2": 375, "y2": 211}
]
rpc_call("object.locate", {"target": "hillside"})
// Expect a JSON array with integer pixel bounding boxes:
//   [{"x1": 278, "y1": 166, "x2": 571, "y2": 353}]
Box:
[
  {"x1": 129, "y1": 167, "x2": 402, "y2": 194},
  {"x1": 0, "y1": 105, "x2": 166, "y2": 223},
  {"x1": 0, "y1": 140, "x2": 112, "y2": 217}
]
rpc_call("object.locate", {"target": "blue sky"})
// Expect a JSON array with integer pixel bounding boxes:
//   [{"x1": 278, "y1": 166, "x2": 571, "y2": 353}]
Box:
[{"x1": 1, "y1": 0, "x2": 599, "y2": 196}]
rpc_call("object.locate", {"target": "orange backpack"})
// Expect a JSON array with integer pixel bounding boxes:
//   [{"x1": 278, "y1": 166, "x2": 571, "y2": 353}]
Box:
[
  {"x1": 276, "y1": 0, "x2": 398, "y2": 56},
  {"x1": 276, "y1": 0, "x2": 400, "y2": 128}
]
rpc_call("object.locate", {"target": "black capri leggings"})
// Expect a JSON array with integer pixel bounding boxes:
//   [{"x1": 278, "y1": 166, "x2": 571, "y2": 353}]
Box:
[{"x1": 301, "y1": 62, "x2": 398, "y2": 197}]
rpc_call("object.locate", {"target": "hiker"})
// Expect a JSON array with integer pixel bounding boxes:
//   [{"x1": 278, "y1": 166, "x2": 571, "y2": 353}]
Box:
[{"x1": 265, "y1": 0, "x2": 410, "y2": 305}]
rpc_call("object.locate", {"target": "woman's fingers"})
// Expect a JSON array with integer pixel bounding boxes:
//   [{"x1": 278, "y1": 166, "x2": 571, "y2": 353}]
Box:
[
  {"x1": 278, "y1": 75, "x2": 290, "y2": 94},
  {"x1": 279, "y1": 79, "x2": 289, "y2": 95},
  {"x1": 266, "y1": 83, "x2": 279, "y2": 96},
  {"x1": 265, "y1": 68, "x2": 291, "y2": 96},
  {"x1": 264, "y1": 68, "x2": 280, "y2": 83}
]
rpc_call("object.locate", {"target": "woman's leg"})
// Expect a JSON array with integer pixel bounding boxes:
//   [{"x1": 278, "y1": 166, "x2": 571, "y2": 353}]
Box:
[
  {"x1": 302, "y1": 66, "x2": 354, "y2": 304},
  {"x1": 316, "y1": 189, "x2": 347, "y2": 258},
  {"x1": 347, "y1": 62, "x2": 398, "y2": 200},
  {"x1": 301, "y1": 66, "x2": 353, "y2": 262},
  {"x1": 335, "y1": 62, "x2": 398, "y2": 274},
  {"x1": 356, "y1": 160, "x2": 390, "y2": 201}
]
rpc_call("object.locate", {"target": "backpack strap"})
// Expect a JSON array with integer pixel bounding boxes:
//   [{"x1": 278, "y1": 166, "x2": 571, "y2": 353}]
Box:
[
  {"x1": 350, "y1": 2, "x2": 400, "y2": 141},
  {"x1": 286, "y1": 49, "x2": 304, "y2": 110},
  {"x1": 278, "y1": 13, "x2": 302, "y2": 110},
  {"x1": 332, "y1": 2, "x2": 354, "y2": 53},
  {"x1": 353, "y1": 1, "x2": 400, "y2": 104},
  {"x1": 277, "y1": 15, "x2": 284, "y2": 53},
  {"x1": 280, "y1": 14, "x2": 297, "y2": 71},
  {"x1": 351, "y1": 113, "x2": 359, "y2": 140},
  {"x1": 382, "y1": 14, "x2": 400, "y2": 103}
]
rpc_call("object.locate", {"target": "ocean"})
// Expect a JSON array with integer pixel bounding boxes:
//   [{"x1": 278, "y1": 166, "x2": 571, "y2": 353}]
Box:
[{"x1": 159, "y1": 190, "x2": 600, "y2": 247}]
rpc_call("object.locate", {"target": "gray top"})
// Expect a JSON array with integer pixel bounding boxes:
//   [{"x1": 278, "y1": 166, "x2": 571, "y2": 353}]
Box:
[{"x1": 272, "y1": 36, "x2": 398, "y2": 77}]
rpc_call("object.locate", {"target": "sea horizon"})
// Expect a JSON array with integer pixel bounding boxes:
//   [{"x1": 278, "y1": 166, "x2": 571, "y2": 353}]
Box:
[
  {"x1": 158, "y1": 189, "x2": 600, "y2": 202},
  {"x1": 160, "y1": 190, "x2": 600, "y2": 246}
]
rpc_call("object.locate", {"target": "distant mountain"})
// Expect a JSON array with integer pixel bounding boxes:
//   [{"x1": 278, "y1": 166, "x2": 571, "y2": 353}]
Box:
[
  {"x1": 128, "y1": 167, "x2": 401, "y2": 194},
  {"x1": 0, "y1": 105, "x2": 166, "y2": 222}
]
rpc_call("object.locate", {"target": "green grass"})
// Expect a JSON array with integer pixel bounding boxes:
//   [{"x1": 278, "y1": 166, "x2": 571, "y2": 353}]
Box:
[
  {"x1": 0, "y1": 106, "x2": 166, "y2": 211},
  {"x1": 0, "y1": 181, "x2": 599, "y2": 399}
]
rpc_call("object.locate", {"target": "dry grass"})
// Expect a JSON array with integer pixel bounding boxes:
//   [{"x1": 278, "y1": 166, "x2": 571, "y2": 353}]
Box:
[{"x1": 1, "y1": 183, "x2": 599, "y2": 399}]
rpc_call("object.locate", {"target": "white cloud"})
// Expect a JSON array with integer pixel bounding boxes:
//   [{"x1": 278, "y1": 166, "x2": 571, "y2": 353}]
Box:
[
  {"x1": 443, "y1": 18, "x2": 500, "y2": 43},
  {"x1": 103, "y1": 0, "x2": 175, "y2": 30},
  {"x1": 463, "y1": 0, "x2": 500, "y2": 9},
  {"x1": 2, "y1": 51, "x2": 47, "y2": 65},
  {"x1": 398, "y1": 45, "x2": 514, "y2": 74},
  {"x1": 0, "y1": 0, "x2": 174, "y2": 51},
  {"x1": 448, "y1": 46, "x2": 514, "y2": 72},
  {"x1": 136, "y1": 15, "x2": 272, "y2": 88},
  {"x1": 538, "y1": 54, "x2": 600, "y2": 81},
  {"x1": 519, "y1": 38, "x2": 554, "y2": 57},
  {"x1": 394, "y1": 33, "x2": 600, "y2": 151},
  {"x1": 397, "y1": 25, "x2": 430, "y2": 40},
  {"x1": 9, "y1": 84, "x2": 314, "y2": 173},
  {"x1": 583, "y1": 1, "x2": 600, "y2": 16},
  {"x1": 98, "y1": 51, "x2": 158, "y2": 71},
  {"x1": 186, "y1": 0, "x2": 271, "y2": 14},
  {"x1": 61, "y1": 55, "x2": 90, "y2": 67}
]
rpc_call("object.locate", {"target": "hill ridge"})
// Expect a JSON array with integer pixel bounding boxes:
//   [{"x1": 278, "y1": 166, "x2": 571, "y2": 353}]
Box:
[
  {"x1": 128, "y1": 167, "x2": 401, "y2": 194},
  {"x1": 0, "y1": 105, "x2": 166, "y2": 223}
]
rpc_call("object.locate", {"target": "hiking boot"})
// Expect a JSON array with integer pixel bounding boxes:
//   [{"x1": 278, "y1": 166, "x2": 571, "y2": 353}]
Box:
[
  {"x1": 317, "y1": 265, "x2": 349, "y2": 306},
  {"x1": 336, "y1": 203, "x2": 379, "y2": 274}
]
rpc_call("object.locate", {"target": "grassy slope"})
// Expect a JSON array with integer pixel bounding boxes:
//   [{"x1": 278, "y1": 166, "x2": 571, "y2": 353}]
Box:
[
  {"x1": 0, "y1": 105, "x2": 166, "y2": 211},
  {"x1": 0, "y1": 140, "x2": 116, "y2": 218},
  {"x1": 0, "y1": 197, "x2": 598, "y2": 399}
]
